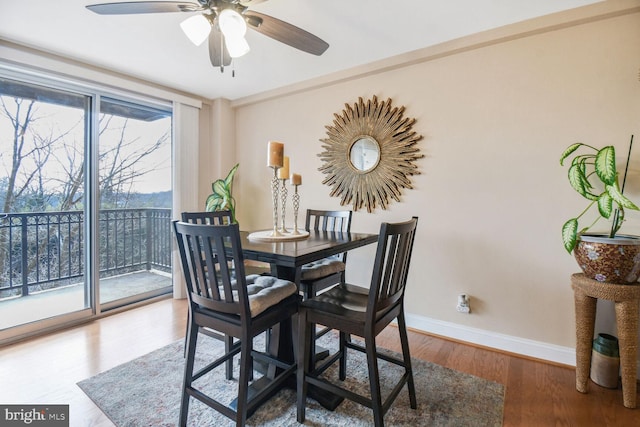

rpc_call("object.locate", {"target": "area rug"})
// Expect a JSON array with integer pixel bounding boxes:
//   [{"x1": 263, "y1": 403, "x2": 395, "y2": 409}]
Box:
[{"x1": 78, "y1": 334, "x2": 504, "y2": 426}]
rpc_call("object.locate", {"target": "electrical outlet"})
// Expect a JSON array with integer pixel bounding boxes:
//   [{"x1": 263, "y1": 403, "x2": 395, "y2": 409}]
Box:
[{"x1": 456, "y1": 294, "x2": 470, "y2": 313}]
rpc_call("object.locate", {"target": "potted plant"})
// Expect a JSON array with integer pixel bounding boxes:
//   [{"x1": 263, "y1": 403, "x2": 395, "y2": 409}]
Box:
[
  {"x1": 560, "y1": 141, "x2": 640, "y2": 283},
  {"x1": 206, "y1": 163, "x2": 239, "y2": 224}
]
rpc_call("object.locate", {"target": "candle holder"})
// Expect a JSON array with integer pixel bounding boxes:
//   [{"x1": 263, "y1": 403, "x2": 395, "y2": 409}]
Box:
[
  {"x1": 291, "y1": 184, "x2": 302, "y2": 235},
  {"x1": 270, "y1": 167, "x2": 282, "y2": 237},
  {"x1": 279, "y1": 178, "x2": 289, "y2": 233}
]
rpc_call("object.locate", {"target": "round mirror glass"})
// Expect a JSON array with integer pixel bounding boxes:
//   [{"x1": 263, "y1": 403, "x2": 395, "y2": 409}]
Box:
[{"x1": 349, "y1": 136, "x2": 380, "y2": 172}]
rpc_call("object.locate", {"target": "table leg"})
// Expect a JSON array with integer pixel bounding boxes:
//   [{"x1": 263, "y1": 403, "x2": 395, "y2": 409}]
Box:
[
  {"x1": 615, "y1": 299, "x2": 639, "y2": 409},
  {"x1": 271, "y1": 265, "x2": 343, "y2": 410},
  {"x1": 230, "y1": 317, "x2": 295, "y2": 417},
  {"x1": 574, "y1": 289, "x2": 596, "y2": 393}
]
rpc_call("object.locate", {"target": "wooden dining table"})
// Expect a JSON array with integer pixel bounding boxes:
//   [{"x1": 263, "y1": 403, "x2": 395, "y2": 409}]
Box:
[
  {"x1": 236, "y1": 228, "x2": 379, "y2": 413},
  {"x1": 240, "y1": 229, "x2": 378, "y2": 284}
]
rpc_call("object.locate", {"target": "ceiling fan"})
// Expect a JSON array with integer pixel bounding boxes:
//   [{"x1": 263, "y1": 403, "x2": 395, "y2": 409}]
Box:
[{"x1": 86, "y1": 1, "x2": 329, "y2": 72}]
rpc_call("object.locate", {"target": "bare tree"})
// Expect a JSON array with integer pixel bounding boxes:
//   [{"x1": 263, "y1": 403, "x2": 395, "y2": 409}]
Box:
[
  {"x1": 2, "y1": 97, "x2": 38, "y2": 212},
  {"x1": 0, "y1": 94, "x2": 170, "y2": 295},
  {"x1": 95, "y1": 115, "x2": 169, "y2": 208},
  {"x1": 1, "y1": 97, "x2": 81, "y2": 212}
]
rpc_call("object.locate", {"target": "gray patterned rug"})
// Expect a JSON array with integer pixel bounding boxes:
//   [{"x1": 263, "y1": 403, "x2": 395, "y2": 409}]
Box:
[{"x1": 78, "y1": 333, "x2": 504, "y2": 426}]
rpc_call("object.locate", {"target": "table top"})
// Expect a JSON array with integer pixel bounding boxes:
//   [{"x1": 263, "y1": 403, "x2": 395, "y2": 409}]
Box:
[{"x1": 240, "y1": 230, "x2": 378, "y2": 269}]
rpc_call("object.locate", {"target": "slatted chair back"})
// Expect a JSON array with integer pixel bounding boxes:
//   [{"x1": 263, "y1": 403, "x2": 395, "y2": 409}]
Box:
[
  {"x1": 367, "y1": 217, "x2": 418, "y2": 327},
  {"x1": 305, "y1": 209, "x2": 352, "y2": 261},
  {"x1": 173, "y1": 221, "x2": 251, "y2": 319},
  {"x1": 306, "y1": 209, "x2": 352, "y2": 232},
  {"x1": 181, "y1": 210, "x2": 233, "y2": 225}
]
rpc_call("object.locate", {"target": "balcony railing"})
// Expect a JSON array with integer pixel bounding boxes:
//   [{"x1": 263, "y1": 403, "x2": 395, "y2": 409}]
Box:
[{"x1": 0, "y1": 208, "x2": 172, "y2": 298}]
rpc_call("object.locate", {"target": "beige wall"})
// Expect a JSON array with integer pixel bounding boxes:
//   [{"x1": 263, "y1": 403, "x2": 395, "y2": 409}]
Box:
[
  {"x1": 209, "y1": 5, "x2": 640, "y2": 365},
  {"x1": 198, "y1": 99, "x2": 238, "y2": 207}
]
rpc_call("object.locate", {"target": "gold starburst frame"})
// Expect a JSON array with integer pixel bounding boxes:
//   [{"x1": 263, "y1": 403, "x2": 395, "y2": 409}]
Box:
[{"x1": 318, "y1": 96, "x2": 424, "y2": 212}]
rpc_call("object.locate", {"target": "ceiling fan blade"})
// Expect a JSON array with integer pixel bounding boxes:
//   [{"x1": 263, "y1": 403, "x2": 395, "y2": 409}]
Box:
[
  {"x1": 86, "y1": 1, "x2": 203, "y2": 15},
  {"x1": 238, "y1": 0, "x2": 268, "y2": 6},
  {"x1": 244, "y1": 11, "x2": 328, "y2": 56},
  {"x1": 209, "y1": 29, "x2": 232, "y2": 68}
]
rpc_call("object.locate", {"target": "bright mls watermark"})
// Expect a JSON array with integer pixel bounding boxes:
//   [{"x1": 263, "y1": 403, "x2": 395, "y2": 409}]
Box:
[{"x1": 0, "y1": 405, "x2": 69, "y2": 426}]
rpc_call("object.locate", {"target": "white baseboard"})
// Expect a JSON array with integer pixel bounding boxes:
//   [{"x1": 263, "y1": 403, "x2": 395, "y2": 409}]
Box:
[
  {"x1": 404, "y1": 313, "x2": 577, "y2": 366},
  {"x1": 405, "y1": 313, "x2": 640, "y2": 378}
]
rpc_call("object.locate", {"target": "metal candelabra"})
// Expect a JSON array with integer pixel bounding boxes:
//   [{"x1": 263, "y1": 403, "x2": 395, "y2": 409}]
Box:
[
  {"x1": 279, "y1": 178, "x2": 289, "y2": 233},
  {"x1": 291, "y1": 184, "x2": 301, "y2": 235},
  {"x1": 270, "y1": 167, "x2": 282, "y2": 237}
]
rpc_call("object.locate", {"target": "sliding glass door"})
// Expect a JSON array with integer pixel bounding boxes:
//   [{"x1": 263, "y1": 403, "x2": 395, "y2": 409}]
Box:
[
  {"x1": 0, "y1": 73, "x2": 173, "y2": 341},
  {"x1": 0, "y1": 77, "x2": 90, "y2": 330},
  {"x1": 97, "y1": 97, "x2": 172, "y2": 308}
]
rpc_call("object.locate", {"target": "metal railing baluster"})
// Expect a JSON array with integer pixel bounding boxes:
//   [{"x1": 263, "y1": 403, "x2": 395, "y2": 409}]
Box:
[{"x1": 0, "y1": 208, "x2": 171, "y2": 298}]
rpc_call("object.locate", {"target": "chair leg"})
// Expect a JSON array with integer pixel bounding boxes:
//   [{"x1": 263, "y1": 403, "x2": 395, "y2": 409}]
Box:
[
  {"x1": 309, "y1": 323, "x2": 318, "y2": 366},
  {"x1": 303, "y1": 284, "x2": 319, "y2": 367},
  {"x1": 398, "y1": 311, "x2": 417, "y2": 409},
  {"x1": 297, "y1": 309, "x2": 311, "y2": 423},
  {"x1": 236, "y1": 334, "x2": 253, "y2": 427},
  {"x1": 224, "y1": 335, "x2": 234, "y2": 380},
  {"x1": 179, "y1": 319, "x2": 199, "y2": 426},
  {"x1": 365, "y1": 334, "x2": 384, "y2": 427},
  {"x1": 339, "y1": 331, "x2": 348, "y2": 381},
  {"x1": 183, "y1": 310, "x2": 191, "y2": 358}
]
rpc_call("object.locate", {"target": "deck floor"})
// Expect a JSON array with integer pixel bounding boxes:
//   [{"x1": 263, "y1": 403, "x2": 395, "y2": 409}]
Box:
[{"x1": 0, "y1": 270, "x2": 172, "y2": 330}]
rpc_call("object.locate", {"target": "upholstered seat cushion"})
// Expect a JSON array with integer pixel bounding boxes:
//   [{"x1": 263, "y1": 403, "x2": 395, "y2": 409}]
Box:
[
  {"x1": 244, "y1": 274, "x2": 297, "y2": 316},
  {"x1": 300, "y1": 256, "x2": 346, "y2": 281}
]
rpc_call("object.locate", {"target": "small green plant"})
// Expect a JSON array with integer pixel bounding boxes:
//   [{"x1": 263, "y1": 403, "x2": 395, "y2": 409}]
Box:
[
  {"x1": 205, "y1": 163, "x2": 239, "y2": 223},
  {"x1": 560, "y1": 143, "x2": 638, "y2": 253}
]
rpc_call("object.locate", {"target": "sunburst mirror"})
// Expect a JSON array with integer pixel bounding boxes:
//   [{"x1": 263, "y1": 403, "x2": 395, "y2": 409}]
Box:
[{"x1": 318, "y1": 96, "x2": 424, "y2": 212}]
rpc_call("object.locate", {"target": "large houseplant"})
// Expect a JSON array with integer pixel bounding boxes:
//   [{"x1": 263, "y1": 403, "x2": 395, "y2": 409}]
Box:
[
  {"x1": 205, "y1": 163, "x2": 239, "y2": 223},
  {"x1": 560, "y1": 142, "x2": 640, "y2": 283}
]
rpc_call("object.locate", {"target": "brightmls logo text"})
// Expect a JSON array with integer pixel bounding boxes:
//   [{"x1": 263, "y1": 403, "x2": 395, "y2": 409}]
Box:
[
  {"x1": 1, "y1": 405, "x2": 68, "y2": 426},
  {"x1": 4, "y1": 408, "x2": 45, "y2": 424}
]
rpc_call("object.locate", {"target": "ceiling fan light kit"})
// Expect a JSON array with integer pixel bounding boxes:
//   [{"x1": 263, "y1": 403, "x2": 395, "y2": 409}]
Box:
[
  {"x1": 180, "y1": 14, "x2": 212, "y2": 46},
  {"x1": 87, "y1": 0, "x2": 329, "y2": 73},
  {"x1": 218, "y1": 9, "x2": 250, "y2": 58},
  {"x1": 224, "y1": 35, "x2": 250, "y2": 58}
]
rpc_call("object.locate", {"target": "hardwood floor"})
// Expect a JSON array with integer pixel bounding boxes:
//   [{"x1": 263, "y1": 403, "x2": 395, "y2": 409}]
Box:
[{"x1": 0, "y1": 298, "x2": 638, "y2": 426}]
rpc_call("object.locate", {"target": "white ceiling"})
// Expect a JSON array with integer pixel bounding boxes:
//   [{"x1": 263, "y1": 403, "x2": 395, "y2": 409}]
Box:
[{"x1": 0, "y1": 0, "x2": 602, "y2": 101}]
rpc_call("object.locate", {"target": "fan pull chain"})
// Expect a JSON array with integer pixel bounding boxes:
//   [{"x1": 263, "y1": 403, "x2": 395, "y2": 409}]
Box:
[{"x1": 219, "y1": 34, "x2": 225, "y2": 74}]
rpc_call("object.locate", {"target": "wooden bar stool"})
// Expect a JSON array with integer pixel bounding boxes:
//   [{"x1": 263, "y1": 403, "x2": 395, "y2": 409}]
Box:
[{"x1": 571, "y1": 273, "x2": 640, "y2": 408}]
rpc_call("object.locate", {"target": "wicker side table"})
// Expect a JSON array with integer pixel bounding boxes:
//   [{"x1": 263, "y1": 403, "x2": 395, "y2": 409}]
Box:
[{"x1": 571, "y1": 273, "x2": 640, "y2": 408}]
